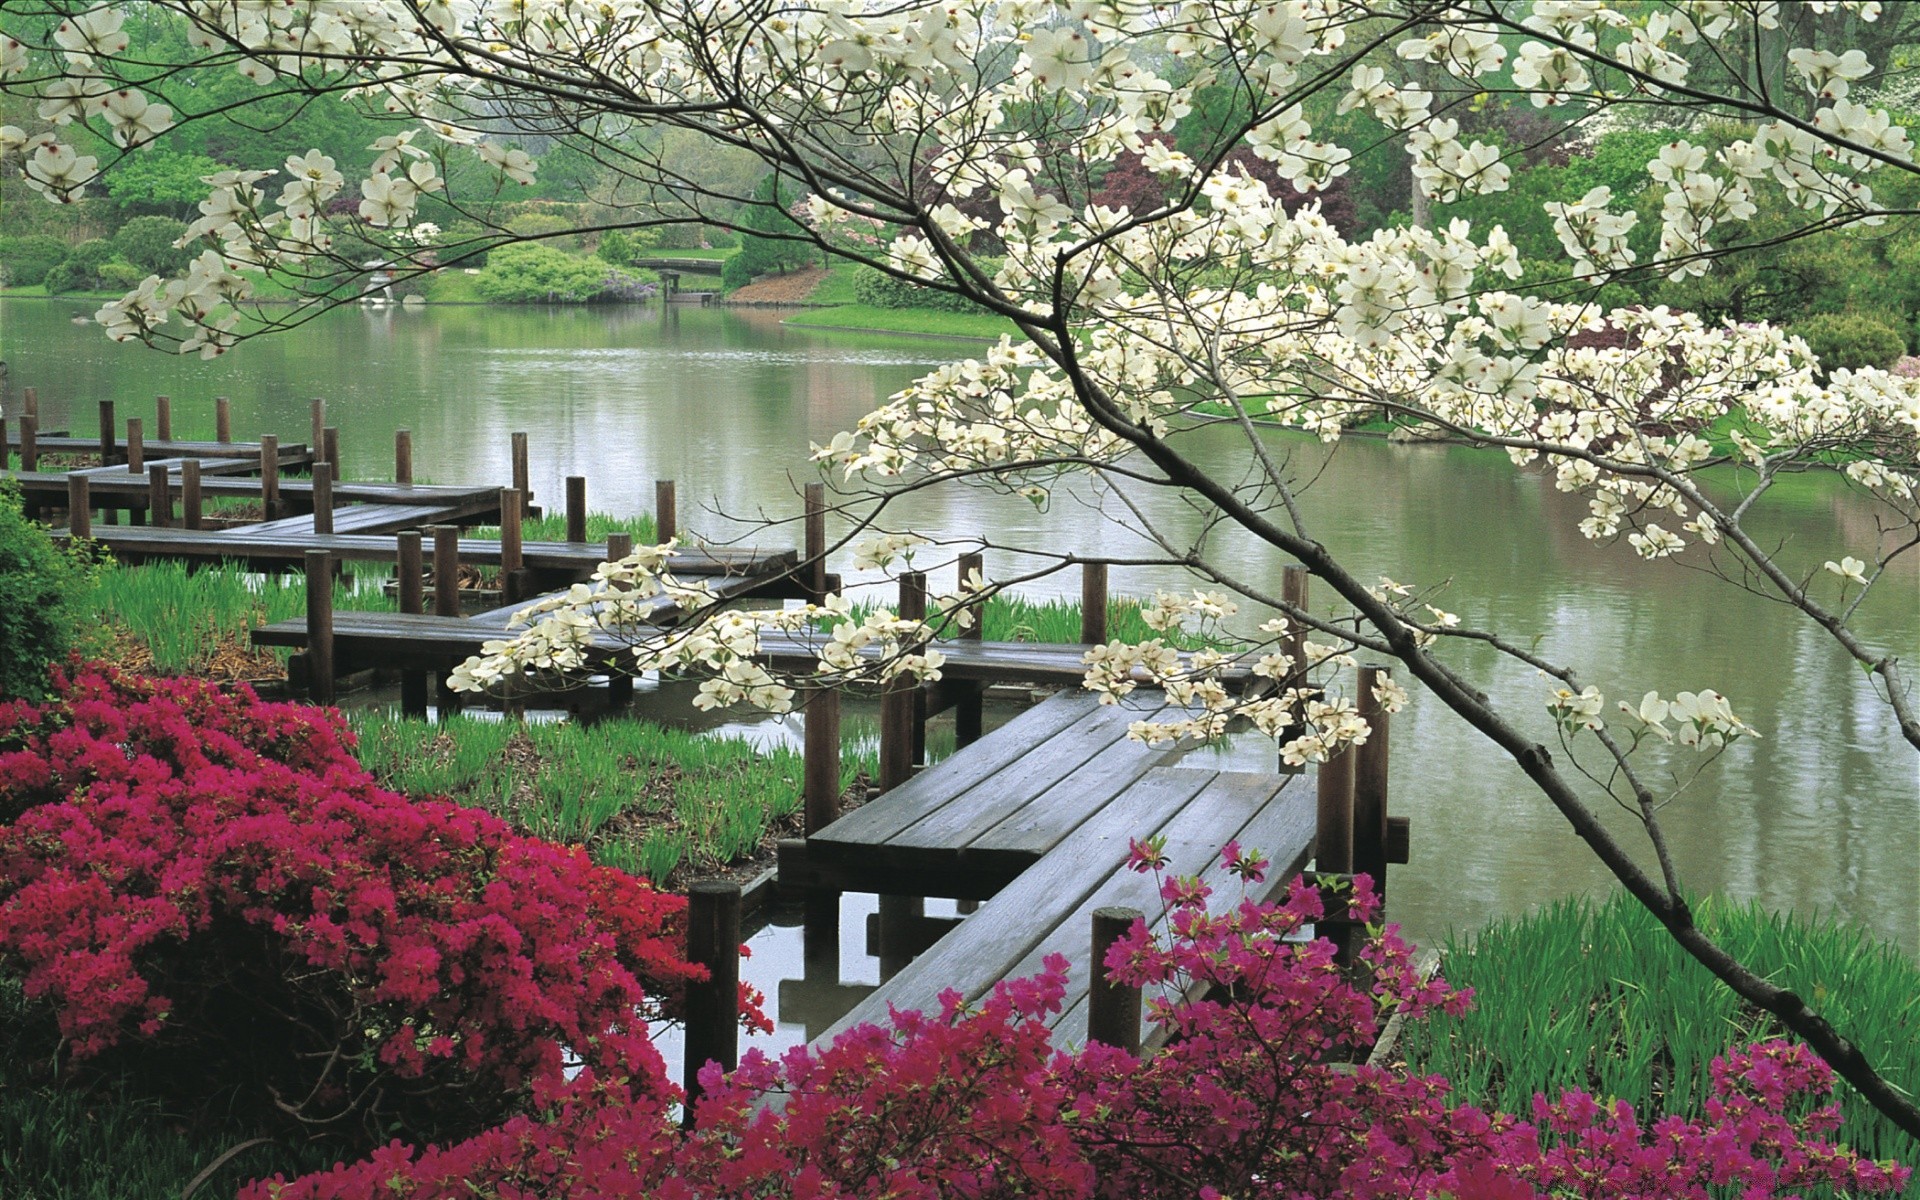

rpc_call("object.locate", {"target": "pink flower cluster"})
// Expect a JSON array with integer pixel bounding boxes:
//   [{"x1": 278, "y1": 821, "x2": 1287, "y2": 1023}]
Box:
[
  {"x1": 243, "y1": 859, "x2": 1911, "y2": 1199},
  {"x1": 0, "y1": 665, "x2": 744, "y2": 1141}
]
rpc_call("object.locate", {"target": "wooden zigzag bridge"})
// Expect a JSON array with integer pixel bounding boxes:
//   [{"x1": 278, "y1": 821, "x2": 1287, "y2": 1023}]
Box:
[{"x1": 2, "y1": 388, "x2": 1411, "y2": 1088}]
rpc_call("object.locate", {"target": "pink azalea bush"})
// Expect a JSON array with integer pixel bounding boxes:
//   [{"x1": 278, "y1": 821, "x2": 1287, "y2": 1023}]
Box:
[
  {"x1": 0, "y1": 665, "x2": 761, "y2": 1147},
  {"x1": 245, "y1": 844, "x2": 1910, "y2": 1199}
]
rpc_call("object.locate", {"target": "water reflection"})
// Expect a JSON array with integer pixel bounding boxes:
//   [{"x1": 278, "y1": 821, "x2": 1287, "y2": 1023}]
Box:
[{"x1": 3, "y1": 298, "x2": 1913, "y2": 955}]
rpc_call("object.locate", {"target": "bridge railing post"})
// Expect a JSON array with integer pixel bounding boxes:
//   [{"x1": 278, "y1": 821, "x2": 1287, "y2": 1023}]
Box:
[
  {"x1": 655, "y1": 479, "x2": 677, "y2": 542},
  {"x1": 215, "y1": 396, "x2": 231, "y2": 443},
  {"x1": 683, "y1": 880, "x2": 741, "y2": 1128},
  {"x1": 306, "y1": 549, "x2": 335, "y2": 705},
  {"x1": 1081, "y1": 561, "x2": 1108, "y2": 645},
  {"x1": 1088, "y1": 906, "x2": 1144, "y2": 1054}
]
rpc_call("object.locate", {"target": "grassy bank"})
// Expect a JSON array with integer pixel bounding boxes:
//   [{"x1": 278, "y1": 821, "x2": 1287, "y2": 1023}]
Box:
[
  {"x1": 466, "y1": 508, "x2": 660, "y2": 545},
  {"x1": 349, "y1": 711, "x2": 877, "y2": 886},
  {"x1": 784, "y1": 303, "x2": 1017, "y2": 341},
  {"x1": 87, "y1": 559, "x2": 394, "y2": 679},
  {"x1": 1402, "y1": 893, "x2": 1920, "y2": 1184}
]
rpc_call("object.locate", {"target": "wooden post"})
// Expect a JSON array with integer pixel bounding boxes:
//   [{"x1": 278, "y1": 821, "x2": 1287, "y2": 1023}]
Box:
[
  {"x1": 497, "y1": 487, "x2": 525, "y2": 605},
  {"x1": 147, "y1": 463, "x2": 171, "y2": 528},
  {"x1": 182, "y1": 460, "x2": 202, "y2": 530},
  {"x1": 1088, "y1": 907, "x2": 1144, "y2": 1054},
  {"x1": 154, "y1": 395, "x2": 172, "y2": 441},
  {"x1": 215, "y1": 397, "x2": 231, "y2": 443},
  {"x1": 323, "y1": 426, "x2": 340, "y2": 473},
  {"x1": 432, "y1": 525, "x2": 461, "y2": 616},
  {"x1": 67, "y1": 473, "x2": 90, "y2": 538},
  {"x1": 511, "y1": 432, "x2": 530, "y2": 513},
  {"x1": 312, "y1": 461, "x2": 335, "y2": 535},
  {"x1": 310, "y1": 397, "x2": 325, "y2": 461},
  {"x1": 804, "y1": 687, "x2": 842, "y2": 835},
  {"x1": 956, "y1": 551, "x2": 985, "y2": 746},
  {"x1": 1280, "y1": 564, "x2": 1310, "y2": 771},
  {"x1": 655, "y1": 479, "x2": 677, "y2": 542},
  {"x1": 22, "y1": 387, "x2": 37, "y2": 421},
  {"x1": 98, "y1": 400, "x2": 115, "y2": 464},
  {"x1": 394, "y1": 429, "x2": 413, "y2": 485},
  {"x1": 19, "y1": 414, "x2": 36, "y2": 472},
  {"x1": 683, "y1": 880, "x2": 741, "y2": 1126},
  {"x1": 1354, "y1": 664, "x2": 1392, "y2": 903},
  {"x1": 126, "y1": 417, "x2": 144, "y2": 474},
  {"x1": 898, "y1": 570, "x2": 928, "y2": 770},
  {"x1": 260, "y1": 434, "x2": 281, "y2": 519},
  {"x1": 879, "y1": 682, "x2": 915, "y2": 792},
  {"x1": 306, "y1": 549, "x2": 335, "y2": 705},
  {"x1": 397, "y1": 531, "x2": 428, "y2": 718},
  {"x1": 1317, "y1": 741, "x2": 1357, "y2": 967},
  {"x1": 1081, "y1": 561, "x2": 1109, "y2": 645},
  {"x1": 604, "y1": 529, "x2": 634, "y2": 706},
  {"x1": 803, "y1": 483, "x2": 829, "y2": 602},
  {"x1": 432, "y1": 525, "x2": 462, "y2": 719},
  {"x1": 0, "y1": 416, "x2": 8, "y2": 471},
  {"x1": 564, "y1": 476, "x2": 586, "y2": 542}
]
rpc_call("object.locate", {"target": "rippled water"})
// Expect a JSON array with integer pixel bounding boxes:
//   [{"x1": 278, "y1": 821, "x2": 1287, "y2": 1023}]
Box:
[{"x1": 4, "y1": 298, "x2": 1913, "y2": 960}]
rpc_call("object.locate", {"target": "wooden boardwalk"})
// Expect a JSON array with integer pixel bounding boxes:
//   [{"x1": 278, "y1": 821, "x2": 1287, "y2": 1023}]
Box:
[{"x1": 773, "y1": 690, "x2": 1326, "y2": 1052}]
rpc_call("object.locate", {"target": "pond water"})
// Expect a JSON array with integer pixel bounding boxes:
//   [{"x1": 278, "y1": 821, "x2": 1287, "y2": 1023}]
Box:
[{"x1": 4, "y1": 297, "x2": 1915, "y2": 989}]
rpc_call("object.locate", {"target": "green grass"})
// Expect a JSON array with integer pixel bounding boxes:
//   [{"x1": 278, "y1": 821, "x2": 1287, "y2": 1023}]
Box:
[
  {"x1": 784, "y1": 303, "x2": 1018, "y2": 340},
  {"x1": 973, "y1": 593, "x2": 1187, "y2": 646},
  {"x1": 349, "y1": 712, "x2": 877, "y2": 884},
  {"x1": 424, "y1": 269, "x2": 484, "y2": 303},
  {"x1": 465, "y1": 509, "x2": 660, "y2": 545},
  {"x1": 639, "y1": 246, "x2": 739, "y2": 261},
  {"x1": 1402, "y1": 892, "x2": 1920, "y2": 1184},
  {"x1": 805, "y1": 262, "x2": 861, "y2": 306},
  {"x1": 87, "y1": 560, "x2": 395, "y2": 675}
]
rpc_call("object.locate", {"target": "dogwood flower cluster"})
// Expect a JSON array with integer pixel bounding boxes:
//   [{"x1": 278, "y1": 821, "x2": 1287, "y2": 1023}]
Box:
[{"x1": 446, "y1": 543, "x2": 960, "y2": 712}]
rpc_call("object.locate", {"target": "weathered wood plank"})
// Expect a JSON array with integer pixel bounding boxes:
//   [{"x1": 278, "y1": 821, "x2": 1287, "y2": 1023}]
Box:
[
  {"x1": 32, "y1": 436, "x2": 310, "y2": 463},
  {"x1": 805, "y1": 690, "x2": 1096, "y2": 851},
  {"x1": 817, "y1": 768, "x2": 1218, "y2": 1045},
  {"x1": 229, "y1": 503, "x2": 465, "y2": 538}
]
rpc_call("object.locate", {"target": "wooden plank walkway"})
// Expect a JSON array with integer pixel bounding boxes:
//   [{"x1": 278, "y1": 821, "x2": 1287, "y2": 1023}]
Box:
[
  {"x1": 29, "y1": 436, "x2": 310, "y2": 464},
  {"x1": 7, "y1": 471, "x2": 503, "y2": 513},
  {"x1": 821, "y1": 766, "x2": 1314, "y2": 1049},
  {"x1": 775, "y1": 691, "x2": 1318, "y2": 1051},
  {"x1": 229, "y1": 504, "x2": 469, "y2": 538}
]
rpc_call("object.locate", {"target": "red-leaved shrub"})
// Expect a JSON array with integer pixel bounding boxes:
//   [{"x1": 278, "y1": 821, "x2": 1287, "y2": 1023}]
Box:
[
  {"x1": 241, "y1": 859, "x2": 1911, "y2": 1199},
  {"x1": 0, "y1": 664, "x2": 751, "y2": 1147}
]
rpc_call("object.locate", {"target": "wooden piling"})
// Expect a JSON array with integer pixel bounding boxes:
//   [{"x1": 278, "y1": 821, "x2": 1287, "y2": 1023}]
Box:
[
  {"x1": 1354, "y1": 664, "x2": 1392, "y2": 902},
  {"x1": 322, "y1": 426, "x2": 340, "y2": 473},
  {"x1": 126, "y1": 417, "x2": 144, "y2": 474},
  {"x1": 154, "y1": 395, "x2": 172, "y2": 441},
  {"x1": 511, "y1": 432, "x2": 530, "y2": 513},
  {"x1": 67, "y1": 474, "x2": 90, "y2": 538},
  {"x1": 683, "y1": 880, "x2": 741, "y2": 1126},
  {"x1": 804, "y1": 686, "x2": 842, "y2": 835},
  {"x1": 19, "y1": 414, "x2": 35, "y2": 472},
  {"x1": 655, "y1": 480, "x2": 677, "y2": 543},
  {"x1": 310, "y1": 397, "x2": 325, "y2": 460},
  {"x1": 605, "y1": 527, "x2": 636, "y2": 707},
  {"x1": 394, "y1": 429, "x2": 413, "y2": 485},
  {"x1": 1316, "y1": 740, "x2": 1357, "y2": 966},
  {"x1": 312, "y1": 461, "x2": 334, "y2": 535},
  {"x1": 897, "y1": 570, "x2": 929, "y2": 773},
  {"x1": 0, "y1": 416, "x2": 7, "y2": 471},
  {"x1": 215, "y1": 397, "x2": 231, "y2": 443},
  {"x1": 98, "y1": 400, "x2": 115, "y2": 464},
  {"x1": 397, "y1": 531, "x2": 428, "y2": 718},
  {"x1": 499, "y1": 486, "x2": 524, "y2": 574},
  {"x1": 306, "y1": 550, "x2": 335, "y2": 705},
  {"x1": 260, "y1": 434, "x2": 281, "y2": 519},
  {"x1": 561, "y1": 476, "x2": 585, "y2": 542},
  {"x1": 1081, "y1": 561, "x2": 1109, "y2": 645},
  {"x1": 22, "y1": 387, "x2": 37, "y2": 421},
  {"x1": 182, "y1": 460, "x2": 202, "y2": 530},
  {"x1": 956, "y1": 551, "x2": 985, "y2": 746},
  {"x1": 1088, "y1": 906, "x2": 1144, "y2": 1054},
  {"x1": 432, "y1": 525, "x2": 461, "y2": 617},
  {"x1": 803, "y1": 483, "x2": 828, "y2": 602},
  {"x1": 147, "y1": 463, "x2": 171, "y2": 528}
]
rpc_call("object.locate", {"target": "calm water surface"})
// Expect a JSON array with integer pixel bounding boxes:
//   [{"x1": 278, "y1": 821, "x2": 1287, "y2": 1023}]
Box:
[{"x1": 4, "y1": 299, "x2": 1914, "y2": 970}]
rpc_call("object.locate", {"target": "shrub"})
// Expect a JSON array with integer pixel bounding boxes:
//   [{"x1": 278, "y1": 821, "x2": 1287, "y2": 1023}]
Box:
[
  {"x1": 41, "y1": 260, "x2": 86, "y2": 294},
  {"x1": 44, "y1": 238, "x2": 116, "y2": 293},
  {"x1": 851, "y1": 264, "x2": 987, "y2": 312},
  {"x1": 1793, "y1": 312, "x2": 1908, "y2": 374},
  {"x1": 0, "y1": 234, "x2": 70, "y2": 287},
  {"x1": 504, "y1": 212, "x2": 579, "y2": 245},
  {"x1": 111, "y1": 215, "x2": 192, "y2": 275},
  {"x1": 247, "y1": 866, "x2": 1909, "y2": 1200},
  {"x1": 93, "y1": 259, "x2": 145, "y2": 290},
  {"x1": 597, "y1": 228, "x2": 636, "y2": 264},
  {"x1": 474, "y1": 242, "x2": 646, "y2": 303},
  {"x1": 0, "y1": 666, "x2": 750, "y2": 1150},
  {"x1": 0, "y1": 483, "x2": 96, "y2": 700}
]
